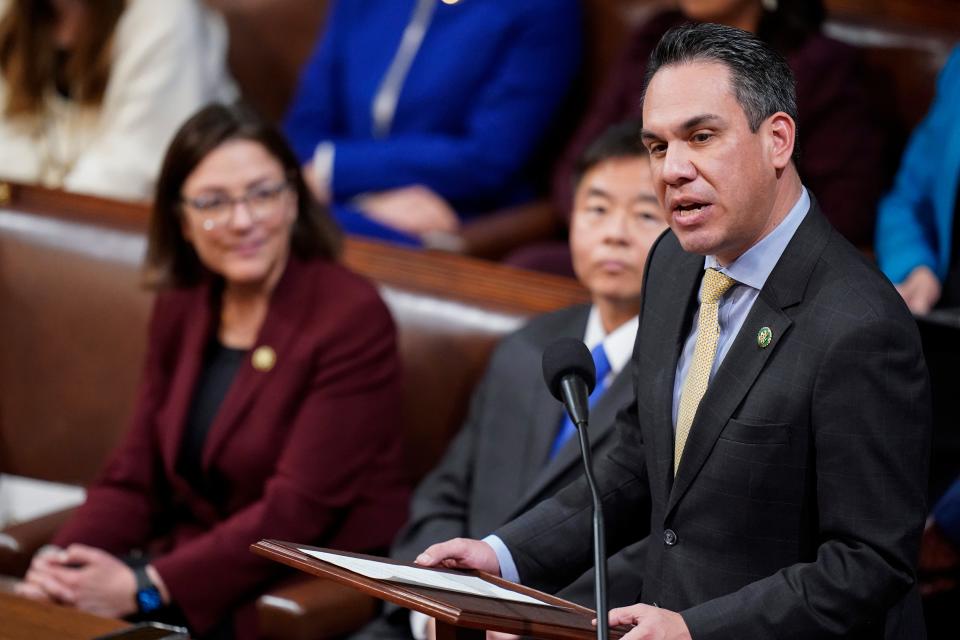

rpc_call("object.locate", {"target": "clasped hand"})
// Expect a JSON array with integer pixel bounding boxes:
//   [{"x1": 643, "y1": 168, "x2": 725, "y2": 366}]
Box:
[
  {"x1": 354, "y1": 185, "x2": 460, "y2": 237},
  {"x1": 15, "y1": 544, "x2": 139, "y2": 618}
]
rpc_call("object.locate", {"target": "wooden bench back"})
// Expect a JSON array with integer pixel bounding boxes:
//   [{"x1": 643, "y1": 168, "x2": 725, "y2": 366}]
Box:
[{"x1": 0, "y1": 184, "x2": 588, "y2": 487}]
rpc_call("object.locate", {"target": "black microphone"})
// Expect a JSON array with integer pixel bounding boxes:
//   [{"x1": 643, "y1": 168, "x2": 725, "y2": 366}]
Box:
[
  {"x1": 542, "y1": 338, "x2": 609, "y2": 640},
  {"x1": 542, "y1": 337, "x2": 596, "y2": 426}
]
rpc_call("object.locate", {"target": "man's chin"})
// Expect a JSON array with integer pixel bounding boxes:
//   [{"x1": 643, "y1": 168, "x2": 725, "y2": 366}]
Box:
[
  {"x1": 674, "y1": 232, "x2": 717, "y2": 258},
  {"x1": 591, "y1": 284, "x2": 643, "y2": 307}
]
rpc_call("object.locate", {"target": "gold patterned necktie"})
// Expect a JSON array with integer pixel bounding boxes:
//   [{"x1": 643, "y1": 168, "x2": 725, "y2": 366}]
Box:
[{"x1": 674, "y1": 268, "x2": 737, "y2": 474}]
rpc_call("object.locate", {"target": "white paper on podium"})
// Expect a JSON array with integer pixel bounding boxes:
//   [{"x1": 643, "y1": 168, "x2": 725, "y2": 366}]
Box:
[{"x1": 298, "y1": 548, "x2": 556, "y2": 608}]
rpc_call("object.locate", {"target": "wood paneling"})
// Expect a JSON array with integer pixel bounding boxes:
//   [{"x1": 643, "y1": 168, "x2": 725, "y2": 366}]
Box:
[{"x1": 0, "y1": 591, "x2": 128, "y2": 640}]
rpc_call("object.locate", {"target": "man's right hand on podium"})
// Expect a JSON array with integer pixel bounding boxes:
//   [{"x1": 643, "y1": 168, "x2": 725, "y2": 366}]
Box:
[
  {"x1": 414, "y1": 540, "x2": 513, "y2": 640},
  {"x1": 415, "y1": 537, "x2": 501, "y2": 575}
]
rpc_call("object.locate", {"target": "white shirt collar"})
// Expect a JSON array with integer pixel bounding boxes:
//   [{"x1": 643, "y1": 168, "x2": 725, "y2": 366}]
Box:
[
  {"x1": 705, "y1": 186, "x2": 810, "y2": 291},
  {"x1": 583, "y1": 306, "x2": 638, "y2": 380}
]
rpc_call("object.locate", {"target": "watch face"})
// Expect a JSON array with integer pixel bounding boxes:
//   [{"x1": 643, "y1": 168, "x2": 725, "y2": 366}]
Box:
[{"x1": 137, "y1": 587, "x2": 163, "y2": 614}]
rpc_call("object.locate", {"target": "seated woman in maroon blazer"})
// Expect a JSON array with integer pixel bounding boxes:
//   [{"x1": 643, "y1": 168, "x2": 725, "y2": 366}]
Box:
[{"x1": 14, "y1": 103, "x2": 410, "y2": 639}]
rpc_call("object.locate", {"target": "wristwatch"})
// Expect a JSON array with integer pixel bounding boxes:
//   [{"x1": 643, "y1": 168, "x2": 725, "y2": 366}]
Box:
[{"x1": 132, "y1": 564, "x2": 164, "y2": 615}]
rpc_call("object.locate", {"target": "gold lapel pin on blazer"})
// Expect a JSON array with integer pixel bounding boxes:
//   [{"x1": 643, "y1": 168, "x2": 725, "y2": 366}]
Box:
[
  {"x1": 252, "y1": 345, "x2": 277, "y2": 372},
  {"x1": 757, "y1": 327, "x2": 773, "y2": 349}
]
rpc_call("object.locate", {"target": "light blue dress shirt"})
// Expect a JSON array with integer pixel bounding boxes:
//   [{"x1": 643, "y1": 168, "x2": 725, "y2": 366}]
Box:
[
  {"x1": 488, "y1": 187, "x2": 811, "y2": 584},
  {"x1": 671, "y1": 187, "x2": 810, "y2": 428}
]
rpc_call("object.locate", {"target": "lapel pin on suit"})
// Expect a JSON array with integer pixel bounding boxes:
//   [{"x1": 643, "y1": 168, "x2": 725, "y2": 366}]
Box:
[
  {"x1": 252, "y1": 345, "x2": 276, "y2": 372},
  {"x1": 757, "y1": 327, "x2": 773, "y2": 349}
]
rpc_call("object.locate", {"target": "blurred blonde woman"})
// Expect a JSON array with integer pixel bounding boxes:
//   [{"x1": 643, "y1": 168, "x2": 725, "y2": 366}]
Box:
[{"x1": 0, "y1": 0, "x2": 234, "y2": 200}]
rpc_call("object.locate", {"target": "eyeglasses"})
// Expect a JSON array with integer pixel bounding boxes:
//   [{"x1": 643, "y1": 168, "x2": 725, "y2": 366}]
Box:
[{"x1": 181, "y1": 181, "x2": 291, "y2": 230}]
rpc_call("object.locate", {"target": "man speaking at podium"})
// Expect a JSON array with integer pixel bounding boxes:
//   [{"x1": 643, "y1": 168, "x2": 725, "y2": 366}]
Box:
[{"x1": 417, "y1": 23, "x2": 931, "y2": 640}]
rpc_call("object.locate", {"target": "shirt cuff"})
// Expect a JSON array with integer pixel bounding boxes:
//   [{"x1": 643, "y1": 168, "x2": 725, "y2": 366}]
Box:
[
  {"x1": 311, "y1": 141, "x2": 335, "y2": 195},
  {"x1": 409, "y1": 610, "x2": 430, "y2": 640},
  {"x1": 482, "y1": 535, "x2": 520, "y2": 583}
]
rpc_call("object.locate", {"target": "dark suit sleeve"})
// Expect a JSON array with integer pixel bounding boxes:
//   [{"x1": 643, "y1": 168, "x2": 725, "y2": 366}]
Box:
[
  {"x1": 682, "y1": 309, "x2": 930, "y2": 638},
  {"x1": 603, "y1": 540, "x2": 647, "y2": 607},
  {"x1": 496, "y1": 358, "x2": 652, "y2": 595}
]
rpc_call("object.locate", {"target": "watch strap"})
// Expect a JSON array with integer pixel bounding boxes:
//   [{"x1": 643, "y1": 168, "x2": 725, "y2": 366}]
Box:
[
  {"x1": 132, "y1": 564, "x2": 164, "y2": 614},
  {"x1": 132, "y1": 564, "x2": 153, "y2": 591}
]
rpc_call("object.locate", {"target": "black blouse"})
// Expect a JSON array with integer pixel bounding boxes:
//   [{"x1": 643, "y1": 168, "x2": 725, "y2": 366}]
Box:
[{"x1": 176, "y1": 341, "x2": 246, "y2": 496}]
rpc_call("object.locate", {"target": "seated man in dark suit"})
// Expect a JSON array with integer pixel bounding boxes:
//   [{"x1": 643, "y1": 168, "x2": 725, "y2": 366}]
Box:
[{"x1": 350, "y1": 121, "x2": 667, "y2": 640}]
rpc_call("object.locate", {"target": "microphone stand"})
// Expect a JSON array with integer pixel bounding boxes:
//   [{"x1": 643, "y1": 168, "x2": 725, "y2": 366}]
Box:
[{"x1": 575, "y1": 416, "x2": 609, "y2": 640}]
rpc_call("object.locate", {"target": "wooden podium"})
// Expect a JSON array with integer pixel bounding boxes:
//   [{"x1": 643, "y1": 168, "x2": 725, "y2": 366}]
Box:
[{"x1": 252, "y1": 540, "x2": 627, "y2": 640}]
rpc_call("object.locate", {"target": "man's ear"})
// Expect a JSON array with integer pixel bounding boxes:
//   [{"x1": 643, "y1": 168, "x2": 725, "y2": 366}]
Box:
[{"x1": 765, "y1": 112, "x2": 796, "y2": 170}]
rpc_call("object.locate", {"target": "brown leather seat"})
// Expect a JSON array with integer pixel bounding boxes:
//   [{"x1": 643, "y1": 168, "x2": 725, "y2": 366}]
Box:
[{"x1": 0, "y1": 183, "x2": 587, "y2": 638}]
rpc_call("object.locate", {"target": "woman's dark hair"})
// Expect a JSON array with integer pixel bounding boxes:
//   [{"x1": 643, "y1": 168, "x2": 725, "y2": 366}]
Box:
[
  {"x1": 572, "y1": 119, "x2": 648, "y2": 191},
  {"x1": 0, "y1": 0, "x2": 125, "y2": 116},
  {"x1": 145, "y1": 102, "x2": 342, "y2": 289}
]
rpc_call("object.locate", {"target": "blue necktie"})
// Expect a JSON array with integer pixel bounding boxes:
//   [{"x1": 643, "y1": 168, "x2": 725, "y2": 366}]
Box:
[{"x1": 548, "y1": 343, "x2": 612, "y2": 460}]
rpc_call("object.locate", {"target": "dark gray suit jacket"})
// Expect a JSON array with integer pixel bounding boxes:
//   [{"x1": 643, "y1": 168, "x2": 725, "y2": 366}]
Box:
[
  {"x1": 498, "y1": 203, "x2": 931, "y2": 639},
  {"x1": 351, "y1": 305, "x2": 645, "y2": 640}
]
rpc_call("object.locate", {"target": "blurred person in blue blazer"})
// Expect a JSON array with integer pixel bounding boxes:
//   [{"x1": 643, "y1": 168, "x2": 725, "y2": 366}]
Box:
[
  {"x1": 876, "y1": 47, "x2": 960, "y2": 315},
  {"x1": 283, "y1": 0, "x2": 580, "y2": 246}
]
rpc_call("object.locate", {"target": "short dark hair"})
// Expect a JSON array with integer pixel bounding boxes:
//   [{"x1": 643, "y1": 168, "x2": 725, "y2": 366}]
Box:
[
  {"x1": 145, "y1": 102, "x2": 341, "y2": 289},
  {"x1": 572, "y1": 119, "x2": 648, "y2": 191},
  {"x1": 644, "y1": 23, "x2": 798, "y2": 140}
]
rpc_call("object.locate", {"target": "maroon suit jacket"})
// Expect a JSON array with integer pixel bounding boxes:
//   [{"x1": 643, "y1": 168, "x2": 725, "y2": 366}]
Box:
[
  {"x1": 553, "y1": 10, "x2": 889, "y2": 247},
  {"x1": 54, "y1": 256, "x2": 409, "y2": 637}
]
